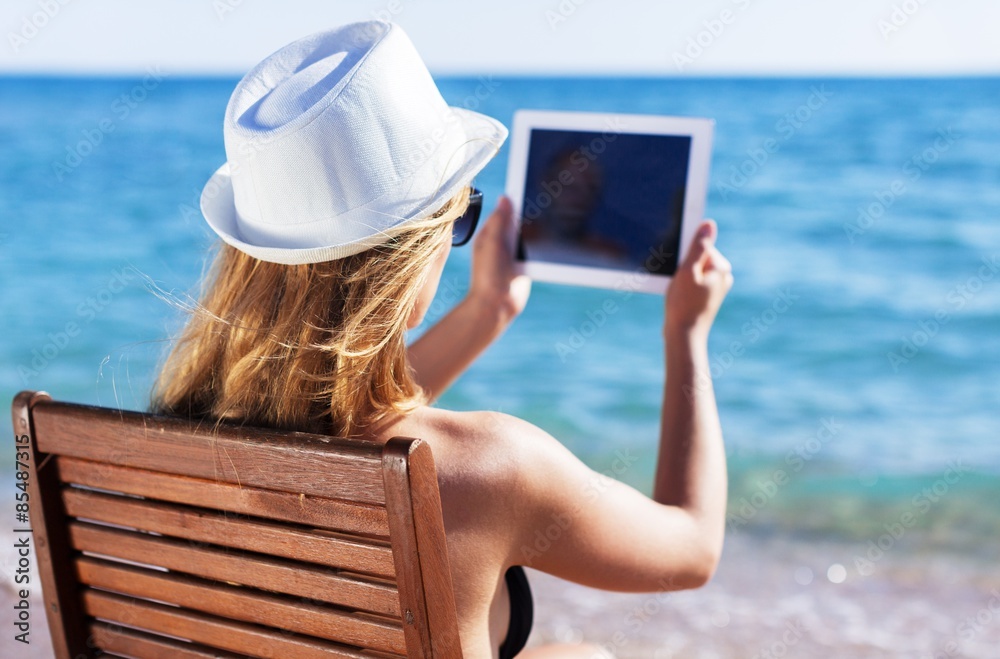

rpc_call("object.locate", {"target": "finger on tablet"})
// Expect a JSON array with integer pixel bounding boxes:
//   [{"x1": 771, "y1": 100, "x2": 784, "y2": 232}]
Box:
[
  {"x1": 684, "y1": 220, "x2": 716, "y2": 269},
  {"x1": 697, "y1": 219, "x2": 717, "y2": 244}
]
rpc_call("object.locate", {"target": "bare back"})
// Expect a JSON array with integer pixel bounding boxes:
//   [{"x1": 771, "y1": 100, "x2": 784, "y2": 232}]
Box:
[{"x1": 366, "y1": 406, "x2": 526, "y2": 657}]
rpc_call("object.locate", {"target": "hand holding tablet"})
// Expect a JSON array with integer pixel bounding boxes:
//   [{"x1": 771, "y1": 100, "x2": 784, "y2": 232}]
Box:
[{"x1": 505, "y1": 110, "x2": 715, "y2": 294}]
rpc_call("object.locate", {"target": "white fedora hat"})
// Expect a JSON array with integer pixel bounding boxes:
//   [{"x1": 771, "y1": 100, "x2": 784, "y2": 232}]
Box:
[{"x1": 200, "y1": 20, "x2": 507, "y2": 265}]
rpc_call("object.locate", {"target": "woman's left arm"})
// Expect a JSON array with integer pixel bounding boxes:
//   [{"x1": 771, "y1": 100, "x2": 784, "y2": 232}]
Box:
[{"x1": 407, "y1": 196, "x2": 531, "y2": 402}]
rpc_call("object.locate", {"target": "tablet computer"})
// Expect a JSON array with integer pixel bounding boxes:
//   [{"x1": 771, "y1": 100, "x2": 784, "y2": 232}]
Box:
[{"x1": 505, "y1": 109, "x2": 714, "y2": 294}]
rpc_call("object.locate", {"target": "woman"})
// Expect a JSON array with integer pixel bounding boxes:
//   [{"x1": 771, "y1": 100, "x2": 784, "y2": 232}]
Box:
[{"x1": 153, "y1": 20, "x2": 732, "y2": 659}]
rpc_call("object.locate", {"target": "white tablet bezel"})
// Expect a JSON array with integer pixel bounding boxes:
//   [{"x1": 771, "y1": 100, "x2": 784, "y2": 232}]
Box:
[{"x1": 505, "y1": 109, "x2": 714, "y2": 295}]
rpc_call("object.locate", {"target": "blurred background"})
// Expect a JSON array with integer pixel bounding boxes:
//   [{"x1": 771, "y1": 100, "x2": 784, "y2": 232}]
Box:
[{"x1": 2, "y1": 1, "x2": 998, "y2": 657}]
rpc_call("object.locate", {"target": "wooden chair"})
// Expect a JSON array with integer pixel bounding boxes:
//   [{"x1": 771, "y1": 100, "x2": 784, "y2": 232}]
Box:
[{"x1": 12, "y1": 390, "x2": 464, "y2": 658}]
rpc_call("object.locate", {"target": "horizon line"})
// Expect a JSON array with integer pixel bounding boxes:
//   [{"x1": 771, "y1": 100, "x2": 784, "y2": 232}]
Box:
[{"x1": 1, "y1": 70, "x2": 999, "y2": 81}]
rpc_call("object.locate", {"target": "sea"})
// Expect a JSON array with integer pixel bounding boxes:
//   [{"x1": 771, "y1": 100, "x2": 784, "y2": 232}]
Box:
[{"x1": 1, "y1": 76, "x2": 999, "y2": 657}]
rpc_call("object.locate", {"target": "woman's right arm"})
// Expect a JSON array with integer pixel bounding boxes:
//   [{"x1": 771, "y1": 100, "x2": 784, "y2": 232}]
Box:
[
  {"x1": 655, "y1": 218, "x2": 731, "y2": 579},
  {"x1": 498, "y1": 219, "x2": 732, "y2": 591}
]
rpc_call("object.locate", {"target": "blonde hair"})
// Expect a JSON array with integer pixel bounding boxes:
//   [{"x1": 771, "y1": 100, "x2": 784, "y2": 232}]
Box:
[{"x1": 151, "y1": 188, "x2": 470, "y2": 437}]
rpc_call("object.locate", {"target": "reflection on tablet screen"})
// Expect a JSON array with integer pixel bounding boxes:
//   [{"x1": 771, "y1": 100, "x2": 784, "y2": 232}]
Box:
[{"x1": 519, "y1": 128, "x2": 692, "y2": 275}]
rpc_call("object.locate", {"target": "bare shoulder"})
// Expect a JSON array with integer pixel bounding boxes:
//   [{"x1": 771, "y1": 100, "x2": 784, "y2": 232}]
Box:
[
  {"x1": 427, "y1": 407, "x2": 542, "y2": 441},
  {"x1": 406, "y1": 408, "x2": 574, "y2": 563},
  {"x1": 423, "y1": 408, "x2": 574, "y2": 488},
  {"x1": 421, "y1": 409, "x2": 606, "y2": 559},
  {"x1": 416, "y1": 408, "x2": 552, "y2": 498}
]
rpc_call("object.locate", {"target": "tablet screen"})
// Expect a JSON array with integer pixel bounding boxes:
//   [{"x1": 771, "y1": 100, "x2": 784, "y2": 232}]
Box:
[{"x1": 519, "y1": 128, "x2": 692, "y2": 276}]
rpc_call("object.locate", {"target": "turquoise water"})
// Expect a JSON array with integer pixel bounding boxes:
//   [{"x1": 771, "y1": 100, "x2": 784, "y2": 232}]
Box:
[{"x1": 2, "y1": 76, "x2": 999, "y2": 548}]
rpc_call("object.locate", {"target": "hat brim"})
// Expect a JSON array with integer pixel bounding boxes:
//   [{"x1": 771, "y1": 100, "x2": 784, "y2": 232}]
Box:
[{"x1": 201, "y1": 107, "x2": 507, "y2": 265}]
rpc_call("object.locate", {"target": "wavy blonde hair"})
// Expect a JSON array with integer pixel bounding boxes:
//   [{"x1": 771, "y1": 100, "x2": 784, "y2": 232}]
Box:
[{"x1": 151, "y1": 188, "x2": 470, "y2": 437}]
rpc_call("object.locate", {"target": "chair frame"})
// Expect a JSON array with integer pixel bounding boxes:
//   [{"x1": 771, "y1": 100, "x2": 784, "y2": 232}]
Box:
[{"x1": 12, "y1": 390, "x2": 464, "y2": 658}]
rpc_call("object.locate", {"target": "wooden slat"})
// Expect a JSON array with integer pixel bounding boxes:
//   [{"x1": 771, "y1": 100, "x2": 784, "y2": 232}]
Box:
[
  {"x1": 69, "y1": 521, "x2": 401, "y2": 616},
  {"x1": 383, "y1": 438, "x2": 434, "y2": 658},
  {"x1": 13, "y1": 390, "x2": 91, "y2": 659},
  {"x1": 57, "y1": 456, "x2": 390, "y2": 537},
  {"x1": 83, "y1": 590, "x2": 385, "y2": 659},
  {"x1": 89, "y1": 620, "x2": 245, "y2": 658},
  {"x1": 397, "y1": 439, "x2": 463, "y2": 658},
  {"x1": 62, "y1": 487, "x2": 396, "y2": 577},
  {"x1": 31, "y1": 400, "x2": 387, "y2": 505},
  {"x1": 76, "y1": 557, "x2": 406, "y2": 654},
  {"x1": 382, "y1": 438, "x2": 462, "y2": 658}
]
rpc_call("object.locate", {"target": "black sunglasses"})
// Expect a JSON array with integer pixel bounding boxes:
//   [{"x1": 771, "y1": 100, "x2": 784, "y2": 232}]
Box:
[{"x1": 452, "y1": 188, "x2": 483, "y2": 247}]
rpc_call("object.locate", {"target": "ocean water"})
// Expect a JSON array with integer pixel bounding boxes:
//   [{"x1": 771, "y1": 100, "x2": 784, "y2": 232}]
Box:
[{"x1": 2, "y1": 75, "x2": 999, "y2": 563}]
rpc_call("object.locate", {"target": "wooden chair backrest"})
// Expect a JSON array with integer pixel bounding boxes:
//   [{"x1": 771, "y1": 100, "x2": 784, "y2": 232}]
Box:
[{"x1": 12, "y1": 390, "x2": 463, "y2": 658}]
